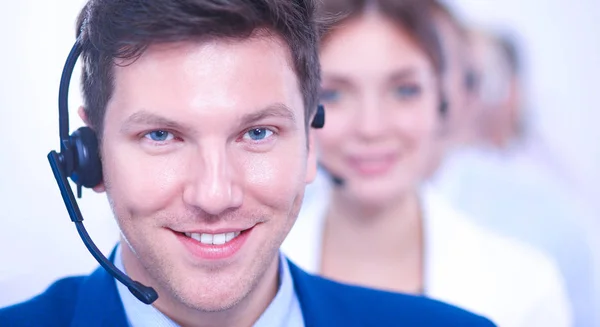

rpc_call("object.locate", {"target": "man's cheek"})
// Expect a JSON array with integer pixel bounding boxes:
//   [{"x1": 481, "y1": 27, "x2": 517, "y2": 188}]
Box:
[
  {"x1": 109, "y1": 156, "x2": 181, "y2": 215},
  {"x1": 243, "y1": 155, "x2": 302, "y2": 200}
]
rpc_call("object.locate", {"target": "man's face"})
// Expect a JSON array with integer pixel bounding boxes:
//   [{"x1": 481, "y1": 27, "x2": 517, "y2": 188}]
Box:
[{"x1": 98, "y1": 35, "x2": 316, "y2": 312}]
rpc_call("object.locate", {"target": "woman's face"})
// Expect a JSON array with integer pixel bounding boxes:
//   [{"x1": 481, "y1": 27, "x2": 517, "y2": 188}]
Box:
[{"x1": 317, "y1": 13, "x2": 440, "y2": 207}]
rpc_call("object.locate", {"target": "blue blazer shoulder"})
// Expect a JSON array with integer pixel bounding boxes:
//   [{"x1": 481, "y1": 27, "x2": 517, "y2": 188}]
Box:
[{"x1": 0, "y1": 259, "x2": 495, "y2": 327}]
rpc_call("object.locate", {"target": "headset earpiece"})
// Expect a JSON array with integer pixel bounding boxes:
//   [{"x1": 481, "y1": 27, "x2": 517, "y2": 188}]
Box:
[
  {"x1": 68, "y1": 127, "x2": 103, "y2": 195},
  {"x1": 311, "y1": 104, "x2": 325, "y2": 129}
]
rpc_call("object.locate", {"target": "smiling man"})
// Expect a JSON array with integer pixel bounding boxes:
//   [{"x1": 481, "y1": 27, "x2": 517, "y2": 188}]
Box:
[{"x1": 0, "y1": 0, "x2": 497, "y2": 326}]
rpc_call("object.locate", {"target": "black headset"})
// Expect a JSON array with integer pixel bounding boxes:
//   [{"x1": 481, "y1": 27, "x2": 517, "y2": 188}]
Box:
[
  {"x1": 47, "y1": 39, "x2": 325, "y2": 305},
  {"x1": 439, "y1": 97, "x2": 449, "y2": 117}
]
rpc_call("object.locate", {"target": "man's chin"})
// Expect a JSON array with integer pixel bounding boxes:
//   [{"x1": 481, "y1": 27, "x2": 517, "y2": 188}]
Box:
[{"x1": 172, "y1": 285, "x2": 247, "y2": 313}]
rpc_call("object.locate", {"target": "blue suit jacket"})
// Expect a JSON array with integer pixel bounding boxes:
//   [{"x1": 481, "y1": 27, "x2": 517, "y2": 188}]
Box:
[{"x1": 0, "y1": 259, "x2": 496, "y2": 327}]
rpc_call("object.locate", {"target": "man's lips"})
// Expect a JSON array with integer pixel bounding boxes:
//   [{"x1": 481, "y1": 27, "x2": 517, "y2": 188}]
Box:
[
  {"x1": 171, "y1": 225, "x2": 254, "y2": 246},
  {"x1": 172, "y1": 224, "x2": 256, "y2": 260}
]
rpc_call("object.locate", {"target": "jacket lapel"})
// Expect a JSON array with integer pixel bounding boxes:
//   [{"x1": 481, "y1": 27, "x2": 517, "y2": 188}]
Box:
[
  {"x1": 288, "y1": 259, "x2": 360, "y2": 327},
  {"x1": 70, "y1": 249, "x2": 129, "y2": 327}
]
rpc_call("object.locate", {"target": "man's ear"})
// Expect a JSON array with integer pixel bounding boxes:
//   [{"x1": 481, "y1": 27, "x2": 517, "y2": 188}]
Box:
[
  {"x1": 78, "y1": 106, "x2": 91, "y2": 126},
  {"x1": 305, "y1": 129, "x2": 318, "y2": 184},
  {"x1": 92, "y1": 183, "x2": 106, "y2": 193},
  {"x1": 78, "y1": 106, "x2": 106, "y2": 193}
]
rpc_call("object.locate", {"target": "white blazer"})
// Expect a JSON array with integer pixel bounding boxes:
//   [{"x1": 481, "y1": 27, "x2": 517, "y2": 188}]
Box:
[{"x1": 282, "y1": 171, "x2": 573, "y2": 327}]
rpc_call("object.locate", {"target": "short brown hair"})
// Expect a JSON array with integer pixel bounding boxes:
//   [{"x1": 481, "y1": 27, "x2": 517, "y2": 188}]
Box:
[
  {"x1": 316, "y1": 0, "x2": 444, "y2": 76},
  {"x1": 76, "y1": 0, "x2": 321, "y2": 136}
]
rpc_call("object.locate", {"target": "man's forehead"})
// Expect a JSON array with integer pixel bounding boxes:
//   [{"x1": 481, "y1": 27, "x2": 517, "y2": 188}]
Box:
[
  {"x1": 106, "y1": 36, "x2": 305, "y2": 130},
  {"x1": 111, "y1": 36, "x2": 298, "y2": 94}
]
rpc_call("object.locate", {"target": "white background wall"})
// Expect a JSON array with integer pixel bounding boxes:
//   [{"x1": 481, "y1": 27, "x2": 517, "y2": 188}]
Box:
[
  {"x1": 1, "y1": 0, "x2": 598, "y2": 308},
  {"x1": 442, "y1": 0, "x2": 600, "y2": 213},
  {"x1": 0, "y1": 0, "x2": 121, "y2": 306}
]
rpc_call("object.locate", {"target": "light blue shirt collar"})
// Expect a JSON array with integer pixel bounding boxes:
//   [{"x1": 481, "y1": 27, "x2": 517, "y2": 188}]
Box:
[{"x1": 114, "y1": 245, "x2": 304, "y2": 327}]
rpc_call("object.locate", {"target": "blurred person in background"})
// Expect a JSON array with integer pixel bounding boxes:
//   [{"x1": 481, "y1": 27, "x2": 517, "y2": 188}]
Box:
[
  {"x1": 422, "y1": 0, "x2": 478, "y2": 179},
  {"x1": 429, "y1": 22, "x2": 600, "y2": 327},
  {"x1": 281, "y1": 0, "x2": 573, "y2": 326},
  {"x1": 462, "y1": 29, "x2": 522, "y2": 149}
]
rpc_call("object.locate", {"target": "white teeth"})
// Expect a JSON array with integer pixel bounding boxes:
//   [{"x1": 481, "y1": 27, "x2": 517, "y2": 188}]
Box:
[
  {"x1": 200, "y1": 233, "x2": 213, "y2": 244},
  {"x1": 191, "y1": 233, "x2": 202, "y2": 242},
  {"x1": 213, "y1": 233, "x2": 226, "y2": 245},
  {"x1": 185, "y1": 231, "x2": 242, "y2": 245}
]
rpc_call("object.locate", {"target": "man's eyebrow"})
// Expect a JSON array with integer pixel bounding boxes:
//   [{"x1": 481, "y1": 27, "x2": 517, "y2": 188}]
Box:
[
  {"x1": 120, "y1": 104, "x2": 297, "y2": 134},
  {"x1": 120, "y1": 111, "x2": 191, "y2": 133},
  {"x1": 240, "y1": 103, "x2": 297, "y2": 125}
]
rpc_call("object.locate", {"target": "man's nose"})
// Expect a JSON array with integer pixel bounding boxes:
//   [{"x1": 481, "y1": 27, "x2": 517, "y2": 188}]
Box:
[{"x1": 182, "y1": 146, "x2": 243, "y2": 216}]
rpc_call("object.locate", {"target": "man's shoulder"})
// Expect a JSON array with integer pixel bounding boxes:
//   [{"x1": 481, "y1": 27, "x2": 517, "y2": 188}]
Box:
[
  {"x1": 0, "y1": 265, "x2": 126, "y2": 327},
  {"x1": 288, "y1": 260, "x2": 496, "y2": 326},
  {"x1": 0, "y1": 276, "x2": 85, "y2": 327}
]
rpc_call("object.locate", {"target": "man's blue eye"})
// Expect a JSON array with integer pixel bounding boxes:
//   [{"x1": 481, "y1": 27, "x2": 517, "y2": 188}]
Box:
[
  {"x1": 320, "y1": 89, "x2": 340, "y2": 103},
  {"x1": 145, "y1": 130, "x2": 173, "y2": 142},
  {"x1": 395, "y1": 85, "x2": 421, "y2": 98},
  {"x1": 244, "y1": 128, "x2": 273, "y2": 141}
]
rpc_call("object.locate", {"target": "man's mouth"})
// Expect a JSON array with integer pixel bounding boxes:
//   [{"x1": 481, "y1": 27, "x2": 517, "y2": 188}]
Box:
[
  {"x1": 174, "y1": 225, "x2": 256, "y2": 260},
  {"x1": 183, "y1": 231, "x2": 242, "y2": 245}
]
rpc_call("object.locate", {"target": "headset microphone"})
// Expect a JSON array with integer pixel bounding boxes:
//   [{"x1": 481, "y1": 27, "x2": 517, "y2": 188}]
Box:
[
  {"x1": 317, "y1": 163, "x2": 345, "y2": 187},
  {"x1": 47, "y1": 39, "x2": 158, "y2": 305},
  {"x1": 330, "y1": 174, "x2": 345, "y2": 187}
]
